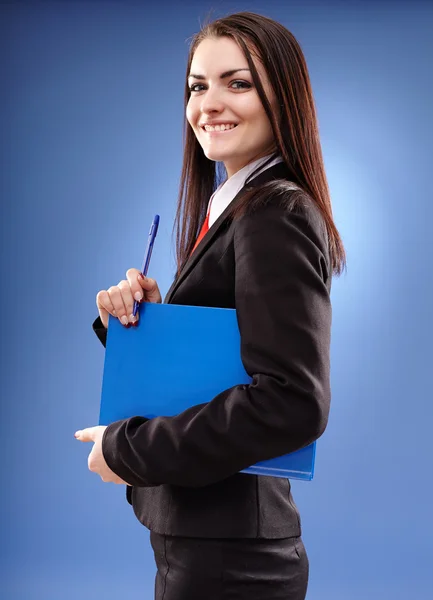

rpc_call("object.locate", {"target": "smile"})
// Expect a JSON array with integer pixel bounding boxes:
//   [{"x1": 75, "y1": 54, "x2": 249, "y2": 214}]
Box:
[{"x1": 202, "y1": 124, "x2": 238, "y2": 133}]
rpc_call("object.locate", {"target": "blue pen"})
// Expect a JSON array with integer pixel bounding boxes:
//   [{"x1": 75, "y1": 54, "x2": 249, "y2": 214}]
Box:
[{"x1": 133, "y1": 214, "x2": 160, "y2": 318}]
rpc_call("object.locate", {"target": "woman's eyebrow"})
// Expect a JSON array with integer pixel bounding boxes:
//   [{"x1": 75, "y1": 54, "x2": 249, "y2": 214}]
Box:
[{"x1": 188, "y1": 68, "x2": 250, "y2": 80}]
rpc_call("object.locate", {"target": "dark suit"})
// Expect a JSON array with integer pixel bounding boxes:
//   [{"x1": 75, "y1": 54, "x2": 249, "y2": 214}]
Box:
[{"x1": 92, "y1": 162, "x2": 332, "y2": 598}]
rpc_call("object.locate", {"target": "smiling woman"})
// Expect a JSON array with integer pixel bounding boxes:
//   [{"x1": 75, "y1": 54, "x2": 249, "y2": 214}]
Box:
[
  {"x1": 86, "y1": 10, "x2": 346, "y2": 600},
  {"x1": 186, "y1": 37, "x2": 277, "y2": 177}
]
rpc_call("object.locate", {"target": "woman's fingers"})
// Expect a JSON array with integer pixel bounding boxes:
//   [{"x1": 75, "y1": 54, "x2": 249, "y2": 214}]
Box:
[
  {"x1": 96, "y1": 285, "x2": 134, "y2": 329},
  {"x1": 110, "y1": 283, "x2": 136, "y2": 327},
  {"x1": 126, "y1": 268, "x2": 162, "y2": 304},
  {"x1": 104, "y1": 285, "x2": 130, "y2": 327},
  {"x1": 138, "y1": 276, "x2": 162, "y2": 303},
  {"x1": 96, "y1": 290, "x2": 116, "y2": 329},
  {"x1": 118, "y1": 280, "x2": 137, "y2": 325},
  {"x1": 126, "y1": 268, "x2": 145, "y2": 303},
  {"x1": 96, "y1": 269, "x2": 161, "y2": 330},
  {"x1": 96, "y1": 289, "x2": 116, "y2": 314}
]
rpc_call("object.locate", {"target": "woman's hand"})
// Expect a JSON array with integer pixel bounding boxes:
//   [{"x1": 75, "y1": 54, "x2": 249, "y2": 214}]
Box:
[
  {"x1": 75, "y1": 426, "x2": 130, "y2": 485},
  {"x1": 96, "y1": 268, "x2": 162, "y2": 329}
]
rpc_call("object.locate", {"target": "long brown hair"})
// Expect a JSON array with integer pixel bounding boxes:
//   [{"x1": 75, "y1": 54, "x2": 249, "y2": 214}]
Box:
[{"x1": 174, "y1": 11, "x2": 346, "y2": 275}]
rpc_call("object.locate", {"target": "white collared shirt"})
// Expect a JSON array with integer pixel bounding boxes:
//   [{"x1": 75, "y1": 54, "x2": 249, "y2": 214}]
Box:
[{"x1": 208, "y1": 155, "x2": 284, "y2": 228}]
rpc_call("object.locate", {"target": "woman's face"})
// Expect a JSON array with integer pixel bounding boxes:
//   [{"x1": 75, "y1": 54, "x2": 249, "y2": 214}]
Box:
[{"x1": 186, "y1": 36, "x2": 277, "y2": 178}]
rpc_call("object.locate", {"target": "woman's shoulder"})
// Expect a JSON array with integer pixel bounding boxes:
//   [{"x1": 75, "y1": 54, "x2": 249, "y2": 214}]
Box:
[
  {"x1": 246, "y1": 177, "x2": 320, "y2": 215},
  {"x1": 231, "y1": 177, "x2": 331, "y2": 283},
  {"x1": 235, "y1": 177, "x2": 329, "y2": 251}
]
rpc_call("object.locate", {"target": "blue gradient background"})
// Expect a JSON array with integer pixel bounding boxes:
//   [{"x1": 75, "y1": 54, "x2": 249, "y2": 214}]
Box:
[{"x1": 2, "y1": 1, "x2": 432, "y2": 598}]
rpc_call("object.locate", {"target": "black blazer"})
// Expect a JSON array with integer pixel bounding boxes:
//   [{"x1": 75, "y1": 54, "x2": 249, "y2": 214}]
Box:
[{"x1": 93, "y1": 162, "x2": 332, "y2": 539}]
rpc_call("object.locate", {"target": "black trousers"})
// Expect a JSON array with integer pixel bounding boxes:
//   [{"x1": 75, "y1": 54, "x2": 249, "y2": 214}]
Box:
[{"x1": 150, "y1": 531, "x2": 309, "y2": 600}]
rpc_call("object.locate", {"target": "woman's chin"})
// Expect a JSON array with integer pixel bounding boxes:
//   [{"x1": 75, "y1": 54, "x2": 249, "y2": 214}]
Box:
[
  {"x1": 203, "y1": 149, "x2": 244, "y2": 167},
  {"x1": 203, "y1": 150, "x2": 229, "y2": 163}
]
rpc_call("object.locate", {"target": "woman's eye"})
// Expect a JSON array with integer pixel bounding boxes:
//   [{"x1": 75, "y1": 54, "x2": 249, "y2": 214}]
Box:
[
  {"x1": 230, "y1": 80, "x2": 252, "y2": 90},
  {"x1": 189, "y1": 83, "x2": 205, "y2": 93},
  {"x1": 189, "y1": 80, "x2": 252, "y2": 93}
]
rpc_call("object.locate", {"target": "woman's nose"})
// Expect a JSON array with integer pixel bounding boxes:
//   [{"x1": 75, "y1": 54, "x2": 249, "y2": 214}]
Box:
[{"x1": 200, "y1": 87, "x2": 224, "y2": 115}]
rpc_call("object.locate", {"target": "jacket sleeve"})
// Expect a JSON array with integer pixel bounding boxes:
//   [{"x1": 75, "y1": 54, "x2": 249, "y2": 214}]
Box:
[
  {"x1": 93, "y1": 317, "x2": 107, "y2": 347},
  {"x1": 101, "y1": 199, "x2": 332, "y2": 488}
]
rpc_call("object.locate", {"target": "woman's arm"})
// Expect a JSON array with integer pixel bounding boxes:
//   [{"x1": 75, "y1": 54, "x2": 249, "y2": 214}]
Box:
[{"x1": 101, "y1": 197, "x2": 332, "y2": 488}]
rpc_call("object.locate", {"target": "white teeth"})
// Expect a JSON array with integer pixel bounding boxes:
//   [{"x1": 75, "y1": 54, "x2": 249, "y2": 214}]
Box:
[{"x1": 203, "y1": 124, "x2": 237, "y2": 132}]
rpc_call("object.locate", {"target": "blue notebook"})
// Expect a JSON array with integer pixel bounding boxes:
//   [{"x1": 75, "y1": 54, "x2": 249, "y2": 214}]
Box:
[{"x1": 100, "y1": 302, "x2": 316, "y2": 481}]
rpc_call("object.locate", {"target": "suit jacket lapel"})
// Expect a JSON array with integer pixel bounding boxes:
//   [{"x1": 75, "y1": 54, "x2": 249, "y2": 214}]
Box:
[{"x1": 164, "y1": 162, "x2": 293, "y2": 304}]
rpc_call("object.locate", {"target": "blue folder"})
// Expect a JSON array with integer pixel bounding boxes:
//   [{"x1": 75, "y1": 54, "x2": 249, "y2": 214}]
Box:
[{"x1": 99, "y1": 302, "x2": 316, "y2": 481}]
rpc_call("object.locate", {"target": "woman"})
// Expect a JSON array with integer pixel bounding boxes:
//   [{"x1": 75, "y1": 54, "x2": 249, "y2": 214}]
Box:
[{"x1": 75, "y1": 11, "x2": 345, "y2": 600}]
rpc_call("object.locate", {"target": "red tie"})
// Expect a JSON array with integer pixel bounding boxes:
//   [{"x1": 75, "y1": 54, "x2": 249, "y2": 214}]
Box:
[
  {"x1": 191, "y1": 212, "x2": 210, "y2": 255},
  {"x1": 191, "y1": 194, "x2": 216, "y2": 256}
]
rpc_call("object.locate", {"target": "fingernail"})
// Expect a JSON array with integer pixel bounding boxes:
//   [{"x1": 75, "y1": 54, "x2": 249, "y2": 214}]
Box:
[
  {"x1": 131, "y1": 319, "x2": 138, "y2": 327},
  {"x1": 121, "y1": 316, "x2": 128, "y2": 326},
  {"x1": 138, "y1": 273, "x2": 144, "y2": 280},
  {"x1": 134, "y1": 292, "x2": 142, "y2": 301},
  {"x1": 112, "y1": 309, "x2": 117, "y2": 316},
  {"x1": 128, "y1": 314, "x2": 135, "y2": 324},
  {"x1": 75, "y1": 431, "x2": 81, "y2": 438}
]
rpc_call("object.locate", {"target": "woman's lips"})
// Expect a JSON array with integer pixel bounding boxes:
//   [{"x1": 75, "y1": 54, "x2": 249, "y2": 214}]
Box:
[{"x1": 201, "y1": 124, "x2": 239, "y2": 136}]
